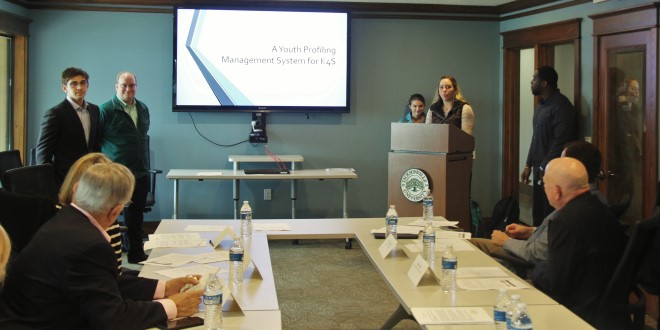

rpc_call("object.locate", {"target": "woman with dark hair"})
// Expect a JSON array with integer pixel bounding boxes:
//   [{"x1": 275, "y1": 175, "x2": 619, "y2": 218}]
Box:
[
  {"x1": 425, "y1": 75, "x2": 474, "y2": 136},
  {"x1": 399, "y1": 93, "x2": 426, "y2": 123}
]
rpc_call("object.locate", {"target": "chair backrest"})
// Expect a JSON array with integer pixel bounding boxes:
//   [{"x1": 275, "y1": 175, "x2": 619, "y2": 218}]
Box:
[
  {"x1": 597, "y1": 214, "x2": 660, "y2": 329},
  {"x1": 0, "y1": 150, "x2": 23, "y2": 187},
  {"x1": 0, "y1": 189, "x2": 57, "y2": 254},
  {"x1": 144, "y1": 135, "x2": 162, "y2": 211},
  {"x1": 2, "y1": 164, "x2": 59, "y2": 204}
]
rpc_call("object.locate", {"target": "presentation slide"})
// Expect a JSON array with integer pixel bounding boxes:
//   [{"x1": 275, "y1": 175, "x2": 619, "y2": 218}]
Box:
[{"x1": 175, "y1": 9, "x2": 349, "y2": 108}]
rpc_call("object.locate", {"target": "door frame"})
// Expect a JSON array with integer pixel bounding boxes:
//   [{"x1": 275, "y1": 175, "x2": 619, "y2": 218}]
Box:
[{"x1": 501, "y1": 19, "x2": 581, "y2": 198}]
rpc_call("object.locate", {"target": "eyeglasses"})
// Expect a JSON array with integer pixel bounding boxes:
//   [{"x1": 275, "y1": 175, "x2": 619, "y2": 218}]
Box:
[
  {"x1": 119, "y1": 83, "x2": 137, "y2": 89},
  {"x1": 67, "y1": 80, "x2": 88, "y2": 88}
]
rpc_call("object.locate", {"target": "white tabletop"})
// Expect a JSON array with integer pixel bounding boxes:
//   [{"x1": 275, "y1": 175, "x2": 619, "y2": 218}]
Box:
[
  {"x1": 167, "y1": 169, "x2": 357, "y2": 180},
  {"x1": 144, "y1": 217, "x2": 592, "y2": 329},
  {"x1": 139, "y1": 229, "x2": 279, "y2": 312},
  {"x1": 228, "y1": 155, "x2": 304, "y2": 163},
  {"x1": 423, "y1": 305, "x2": 594, "y2": 329}
]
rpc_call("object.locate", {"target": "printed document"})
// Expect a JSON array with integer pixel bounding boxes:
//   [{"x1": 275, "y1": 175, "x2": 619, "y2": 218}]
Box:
[
  {"x1": 457, "y1": 277, "x2": 530, "y2": 290},
  {"x1": 411, "y1": 307, "x2": 492, "y2": 325}
]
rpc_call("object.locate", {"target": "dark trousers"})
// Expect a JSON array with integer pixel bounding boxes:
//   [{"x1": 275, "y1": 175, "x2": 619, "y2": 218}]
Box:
[
  {"x1": 126, "y1": 175, "x2": 149, "y2": 256},
  {"x1": 532, "y1": 172, "x2": 554, "y2": 227}
]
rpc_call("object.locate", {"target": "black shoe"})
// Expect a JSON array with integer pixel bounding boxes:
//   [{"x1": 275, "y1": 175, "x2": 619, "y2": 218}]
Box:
[{"x1": 127, "y1": 252, "x2": 148, "y2": 264}]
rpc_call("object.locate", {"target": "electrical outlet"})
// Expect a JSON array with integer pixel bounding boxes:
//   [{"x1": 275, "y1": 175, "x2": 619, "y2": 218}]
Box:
[{"x1": 264, "y1": 189, "x2": 272, "y2": 201}]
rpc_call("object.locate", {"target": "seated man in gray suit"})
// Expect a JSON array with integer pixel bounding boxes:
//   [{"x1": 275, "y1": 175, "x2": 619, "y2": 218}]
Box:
[
  {"x1": 0, "y1": 163, "x2": 203, "y2": 329},
  {"x1": 469, "y1": 141, "x2": 606, "y2": 267}
]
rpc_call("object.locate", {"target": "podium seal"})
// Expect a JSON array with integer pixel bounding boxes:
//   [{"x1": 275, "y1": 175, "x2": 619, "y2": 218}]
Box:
[{"x1": 400, "y1": 168, "x2": 430, "y2": 202}]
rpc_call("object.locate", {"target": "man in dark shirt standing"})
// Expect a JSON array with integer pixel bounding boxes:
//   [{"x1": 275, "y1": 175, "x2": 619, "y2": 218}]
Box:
[
  {"x1": 99, "y1": 71, "x2": 151, "y2": 263},
  {"x1": 521, "y1": 66, "x2": 577, "y2": 226},
  {"x1": 36, "y1": 67, "x2": 101, "y2": 187}
]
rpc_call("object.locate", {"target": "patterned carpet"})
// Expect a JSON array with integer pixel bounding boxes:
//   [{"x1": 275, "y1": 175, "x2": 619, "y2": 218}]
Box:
[{"x1": 269, "y1": 239, "x2": 420, "y2": 330}]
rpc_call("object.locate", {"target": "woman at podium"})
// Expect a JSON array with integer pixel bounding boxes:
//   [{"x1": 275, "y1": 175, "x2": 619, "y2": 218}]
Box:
[
  {"x1": 425, "y1": 75, "x2": 474, "y2": 136},
  {"x1": 398, "y1": 93, "x2": 426, "y2": 123}
]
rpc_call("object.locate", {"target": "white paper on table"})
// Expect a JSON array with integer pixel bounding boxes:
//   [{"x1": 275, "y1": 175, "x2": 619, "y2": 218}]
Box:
[
  {"x1": 370, "y1": 225, "x2": 422, "y2": 235},
  {"x1": 155, "y1": 264, "x2": 222, "y2": 278},
  {"x1": 457, "y1": 277, "x2": 530, "y2": 290},
  {"x1": 193, "y1": 251, "x2": 230, "y2": 264},
  {"x1": 184, "y1": 225, "x2": 227, "y2": 232},
  {"x1": 253, "y1": 223, "x2": 291, "y2": 231},
  {"x1": 406, "y1": 238, "x2": 474, "y2": 252},
  {"x1": 143, "y1": 239, "x2": 207, "y2": 250},
  {"x1": 148, "y1": 233, "x2": 203, "y2": 241},
  {"x1": 457, "y1": 267, "x2": 509, "y2": 278},
  {"x1": 437, "y1": 230, "x2": 472, "y2": 239},
  {"x1": 196, "y1": 171, "x2": 222, "y2": 176},
  {"x1": 140, "y1": 253, "x2": 206, "y2": 267},
  {"x1": 408, "y1": 218, "x2": 459, "y2": 228},
  {"x1": 411, "y1": 307, "x2": 492, "y2": 325}
]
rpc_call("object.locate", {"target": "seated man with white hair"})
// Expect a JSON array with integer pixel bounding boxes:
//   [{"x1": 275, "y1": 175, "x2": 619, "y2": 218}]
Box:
[
  {"x1": 0, "y1": 163, "x2": 203, "y2": 329},
  {"x1": 532, "y1": 157, "x2": 626, "y2": 327}
]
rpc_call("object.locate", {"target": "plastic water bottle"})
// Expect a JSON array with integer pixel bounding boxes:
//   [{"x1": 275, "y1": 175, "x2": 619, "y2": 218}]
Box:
[
  {"x1": 422, "y1": 190, "x2": 435, "y2": 263},
  {"x1": 385, "y1": 205, "x2": 398, "y2": 239},
  {"x1": 506, "y1": 294, "x2": 521, "y2": 329},
  {"x1": 422, "y1": 222, "x2": 436, "y2": 263},
  {"x1": 229, "y1": 236, "x2": 244, "y2": 286},
  {"x1": 203, "y1": 272, "x2": 223, "y2": 330},
  {"x1": 494, "y1": 288, "x2": 511, "y2": 330},
  {"x1": 422, "y1": 189, "x2": 433, "y2": 222},
  {"x1": 440, "y1": 244, "x2": 457, "y2": 293},
  {"x1": 240, "y1": 201, "x2": 252, "y2": 238},
  {"x1": 510, "y1": 303, "x2": 533, "y2": 330}
]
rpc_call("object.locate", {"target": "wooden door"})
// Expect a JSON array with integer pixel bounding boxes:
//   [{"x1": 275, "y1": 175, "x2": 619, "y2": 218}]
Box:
[{"x1": 592, "y1": 5, "x2": 658, "y2": 223}]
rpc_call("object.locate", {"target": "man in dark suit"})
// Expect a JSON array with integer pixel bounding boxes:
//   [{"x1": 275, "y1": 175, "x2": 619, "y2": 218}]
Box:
[
  {"x1": 36, "y1": 67, "x2": 101, "y2": 187},
  {"x1": 532, "y1": 157, "x2": 626, "y2": 326},
  {"x1": 0, "y1": 163, "x2": 203, "y2": 329}
]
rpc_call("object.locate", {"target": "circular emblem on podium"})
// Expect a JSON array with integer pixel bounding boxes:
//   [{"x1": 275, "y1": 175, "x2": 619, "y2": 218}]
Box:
[{"x1": 400, "y1": 168, "x2": 430, "y2": 202}]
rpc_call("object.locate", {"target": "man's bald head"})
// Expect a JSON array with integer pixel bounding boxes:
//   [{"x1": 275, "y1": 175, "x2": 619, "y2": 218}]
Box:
[{"x1": 544, "y1": 157, "x2": 590, "y2": 210}]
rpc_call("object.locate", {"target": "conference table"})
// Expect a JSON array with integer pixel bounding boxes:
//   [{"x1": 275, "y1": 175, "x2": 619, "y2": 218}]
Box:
[
  {"x1": 166, "y1": 168, "x2": 357, "y2": 220},
  {"x1": 140, "y1": 217, "x2": 594, "y2": 329}
]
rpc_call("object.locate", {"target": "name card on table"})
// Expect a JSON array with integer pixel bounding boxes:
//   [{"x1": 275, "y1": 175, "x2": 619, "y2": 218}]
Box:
[
  {"x1": 211, "y1": 227, "x2": 238, "y2": 248},
  {"x1": 223, "y1": 285, "x2": 244, "y2": 313},
  {"x1": 243, "y1": 250, "x2": 262, "y2": 280},
  {"x1": 407, "y1": 254, "x2": 440, "y2": 286},
  {"x1": 378, "y1": 234, "x2": 399, "y2": 259}
]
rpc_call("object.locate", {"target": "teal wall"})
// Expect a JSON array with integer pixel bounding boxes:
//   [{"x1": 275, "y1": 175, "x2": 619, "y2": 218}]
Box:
[
  {"x1": 1, "y1": 0, "x2": 652, "y2": 221},
  {"x1": 17, "y1": 9, "x2": 500, "y2": 220}
]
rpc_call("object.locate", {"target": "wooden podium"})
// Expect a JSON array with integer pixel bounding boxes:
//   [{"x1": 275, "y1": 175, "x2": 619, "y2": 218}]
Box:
[{"x1": 388, "y1": 123, "x2": 474, "y2": 230}]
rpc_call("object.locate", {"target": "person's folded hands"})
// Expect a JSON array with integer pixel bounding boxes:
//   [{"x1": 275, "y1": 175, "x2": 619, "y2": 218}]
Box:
[
  {"x1": 169, "y1": 289, "x2": 204, "y2": 317},
  {"x1": 165, "y1": 275, "x2": 201, "y2": 297}
]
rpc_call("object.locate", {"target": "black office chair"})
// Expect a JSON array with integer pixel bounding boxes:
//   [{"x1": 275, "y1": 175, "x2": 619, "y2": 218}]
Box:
[
  {"x1": 596, "y1": 214, "x2": 660, "y2": 330},
  {"x1": 144, "y1": 136, "x2": 162, "y2": 212},
  {"x1": 0, "y1": 150, "x2": 23, "y2": 187},
  {"x1": 0, "y1": 189, "x2": 57, "y2": 255},
  {"x1": 2, "y1": 164, "x2": 59, "y2": 204}
]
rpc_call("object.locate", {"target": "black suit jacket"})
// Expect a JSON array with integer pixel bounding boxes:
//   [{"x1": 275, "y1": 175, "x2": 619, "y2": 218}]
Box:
[
  {"x1": 36, "y1": 99, "x2": 101, "y2": 185},
  {"x1": 0, "y1": 206, "x2": 167, "y2": 330},
  {"x1": 532, "y1": 192, "x2": 627, "y2": 326}
]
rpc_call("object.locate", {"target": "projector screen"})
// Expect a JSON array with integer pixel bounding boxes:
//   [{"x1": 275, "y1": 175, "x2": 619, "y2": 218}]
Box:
[{"x1": 174, "y1": 7, "x2": 350, "y2": 113}]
